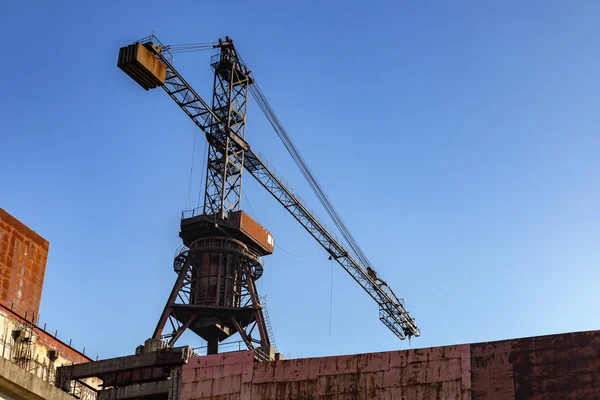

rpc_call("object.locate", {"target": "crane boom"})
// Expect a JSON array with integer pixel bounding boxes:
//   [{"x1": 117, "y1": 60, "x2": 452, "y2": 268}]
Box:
[{"x1": 138, "y1": 39, "x2": 419, "y2": 340}]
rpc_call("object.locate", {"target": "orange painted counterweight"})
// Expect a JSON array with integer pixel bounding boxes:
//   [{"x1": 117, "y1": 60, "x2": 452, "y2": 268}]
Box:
[{"x1": 118, "y1": 42, "x2": 166, "y2": 90}]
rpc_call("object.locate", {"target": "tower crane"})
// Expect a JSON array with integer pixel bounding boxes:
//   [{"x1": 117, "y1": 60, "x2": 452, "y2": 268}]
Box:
[{"x1": 117, "y1": 35, "x2": 419, "y2": 358}]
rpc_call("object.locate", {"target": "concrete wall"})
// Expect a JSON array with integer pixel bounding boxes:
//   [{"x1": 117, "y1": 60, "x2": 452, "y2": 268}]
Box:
[
  {"x1": 0, "y1": 304, "x2": 101, "y2": 400},
  {"x1": 179, "y1": 330, "x2": 599, "y2": 400},
  {"x1": 0, "y1": 208, "x2": 48, "y2": 320},
  {"x1": 0, "y1": 305, "x2": 92, "y2": 370},
  {"x1": 0, "y1": 358, "x2": 76, "y2": 400}
]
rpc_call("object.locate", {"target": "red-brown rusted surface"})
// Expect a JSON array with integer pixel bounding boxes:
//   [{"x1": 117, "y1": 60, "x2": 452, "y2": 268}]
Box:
[
  {"x1": 227, "y1": 211, "x2": 274, "y2": 255},
  {"x1": 181, "y1": 344, "x2": 471, "y2": 399},
  {"x1": 179, "y1": 330, "x2": 599, "y2": 399},
  {"x1": 0, "y1": 208, "x2": 48, "y2": 320},
  {"x1": 117, "y1": 42, "x2": 166, "y2": 90},
  {"x1": 473, "y1": 330, "x2": 600, "y2": 400}
]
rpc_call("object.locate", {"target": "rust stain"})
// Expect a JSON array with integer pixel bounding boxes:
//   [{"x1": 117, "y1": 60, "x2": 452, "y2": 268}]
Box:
[
  {"x1": 178, "y1": 330, "x2": 600, "y2": 399},
  {"x1": 0, "y1": 208, "x2": 48, "y2": 321}
]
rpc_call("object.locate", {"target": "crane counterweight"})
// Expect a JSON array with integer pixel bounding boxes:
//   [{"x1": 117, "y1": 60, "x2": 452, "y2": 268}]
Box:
[{"x1": 117, "y1": 42, "x2": 166, "y2": 90}]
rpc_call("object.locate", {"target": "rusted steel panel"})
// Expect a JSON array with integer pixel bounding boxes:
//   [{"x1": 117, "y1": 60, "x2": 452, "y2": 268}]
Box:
[
  {"x1": 252, "y1": 360, "x2": 275, "y2": 384},
  {"x1": 510, "y1": 331, "x2": 600, "y2": 399},
  {"x1": 178, "y1": 331, "x2": 600, "y2": 399},
  {"x1": 118, "y1": 42, "x2": 166, "y2": 90},
  {"x1": 356, "y1": 351, "x2": 390, "y2": 373},
  {"x1": 211, "y1": 374, "x2": 242, "y2": 396},
  {"x1": 273, "y1": 358, "x2": 311, "y2": 382},
  {"x1": 232, "y1": 211, "x2": 274, "y2": 255},
  {"x1": 459, "y1": 344, "x2": 472, "y2": 396},
  {"x1": 407, "y1": 344, "x2": 463, "y2": 363},
  {"x1": 389, "y1": 349, "x2": 409, "y2": 368},
  {"x1": 318, "y1": 354, "x2": 358, "y2": 375},
  {"x1": 0, "y1": 208, "x2": 48, "y2": 321},
  {"x1": 470, "y1": 340, "x2": 514, "y2": 400}
]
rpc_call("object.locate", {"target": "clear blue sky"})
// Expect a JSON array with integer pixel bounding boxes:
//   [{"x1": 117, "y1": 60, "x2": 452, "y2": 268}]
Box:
[{"x1": 1, "y1": 1, "x2": 598, "y2": 360}]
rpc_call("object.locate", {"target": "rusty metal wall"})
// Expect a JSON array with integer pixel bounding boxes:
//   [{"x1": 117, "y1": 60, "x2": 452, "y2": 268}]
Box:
[
  {"x1": 179, "y1": 330, "x2": 599, "y2": 400},
  {"x1": 238, "y1": 211, "x2": 274, "y2": 254},
  {"x1": 224, "y1": 211, "x2": 274, "y2": 255},
  {"x1": 180, "y1": 345, "x2": 471, "y2": 399},
  {"x1": 471, "y1": 330, "x2": 600, "y2": 399},
  {"x1": 0, "y1": 208, "x2": 48, "y2": 320}
]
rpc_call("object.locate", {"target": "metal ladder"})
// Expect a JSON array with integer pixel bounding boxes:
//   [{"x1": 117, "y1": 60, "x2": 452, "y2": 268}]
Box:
[{"x1": 260, "y1": 296, "x2": 277, "y2": 351}]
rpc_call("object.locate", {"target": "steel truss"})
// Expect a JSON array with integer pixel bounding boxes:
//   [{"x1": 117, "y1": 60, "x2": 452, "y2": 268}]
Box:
[
  {"x1": 203, "y1": 43, "x2": 250, "y2": 218},
  {"x1": 152, "y1": 238, "x2": 270, "y2": 350}
]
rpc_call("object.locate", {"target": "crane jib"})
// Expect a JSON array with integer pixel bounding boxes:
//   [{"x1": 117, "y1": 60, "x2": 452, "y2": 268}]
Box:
[{"x1": 135, "y1": 40, "x2": 420, "y2": 340}]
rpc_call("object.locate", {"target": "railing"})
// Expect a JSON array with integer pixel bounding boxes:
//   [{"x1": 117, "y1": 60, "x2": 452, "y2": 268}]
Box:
[
  {"x1": 260, "y1": 296, "x2": 277, "y2": 351},
  {"x1": 138, "y1": 34, "x2": 174, "y2": 63},
  {"x1": 181, "y1": 207, "x2": 204, "y2": 219},
  {"x1": 68, "y1": 379, "x2": 98, "y2": 400},
  {"x1": 193, "y1": 340, "x2": 246, "y2": 355},
  {"x1": 0, "y1": 315, "x2": 98, "y2": 400},
  {"x1": 253, "y1": 347, "x2": 272, "y2": 362}
]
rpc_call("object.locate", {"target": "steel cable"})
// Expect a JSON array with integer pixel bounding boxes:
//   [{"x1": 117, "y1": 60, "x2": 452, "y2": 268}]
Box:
[{"x1": 236, "y1": 54, "x2": 374, "y2": 271}]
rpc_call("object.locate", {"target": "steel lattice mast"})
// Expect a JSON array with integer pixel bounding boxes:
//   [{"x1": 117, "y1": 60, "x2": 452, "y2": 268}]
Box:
[{"x1": 204, "y1": 39, "x2": 251, "y2": 217}]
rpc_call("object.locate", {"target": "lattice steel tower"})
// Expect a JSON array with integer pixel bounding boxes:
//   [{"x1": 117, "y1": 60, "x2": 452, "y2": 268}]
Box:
[
  {"x1": 148, "y1": 37, "x2": 275, "y2": 357},
  {"x1": 204, "y1": 38, "x2": 251, "y2": 217}
]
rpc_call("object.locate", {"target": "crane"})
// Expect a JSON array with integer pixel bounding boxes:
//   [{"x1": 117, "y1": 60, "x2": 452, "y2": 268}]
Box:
[{"x1": 117, "y1": 35, "x2": 419, "y2": 358}]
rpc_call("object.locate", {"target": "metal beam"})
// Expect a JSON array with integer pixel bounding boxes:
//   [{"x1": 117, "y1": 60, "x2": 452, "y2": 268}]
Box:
[
  {"x1": 152, "y1": 257, "x2": 193, "y2": 340},
  {"x1": 98, "y1": 381, "x2": 170, "y2": 400},
  {"x1": 56, "y1": 347, "x2": 190, "y2": 380}
]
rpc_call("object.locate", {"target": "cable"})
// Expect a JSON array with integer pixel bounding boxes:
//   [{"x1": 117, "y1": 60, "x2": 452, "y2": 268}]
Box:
[
  {"x1": 238, "y1": 51, "x2": 374, "y2": 271},
  {"x1": 197, "y1": 131, "x2": 208, "y2": 208},
  {"x1": 241, "y1": 191, "x2": 260, "y2": 221},
  {"x1": 185, "y1": 128, "x2": 197, "y2": 210},
  {"x1": 169, "y1": 48, "x2": 214, "y2": 54},
  {"x1": 239, "y1": 55, "x2": 362, "y2": 259},
  {"x1": 275, "y1": 242, "x2": 322, "y2": 258},
  {"x1": 243, "y1": 191, "x2": 321, "y2": 258},
  {"x1": 329, "y1": 257, "x2": 333, "y2": 336},
  {"x1": 165, "y1": 43, "x2": 216, "y2": 54}
]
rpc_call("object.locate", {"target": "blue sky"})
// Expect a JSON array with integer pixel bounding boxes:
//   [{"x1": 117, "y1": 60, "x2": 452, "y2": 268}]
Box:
[{"x1": 1, "y1": 1, "x2": 598, "y2": 360}]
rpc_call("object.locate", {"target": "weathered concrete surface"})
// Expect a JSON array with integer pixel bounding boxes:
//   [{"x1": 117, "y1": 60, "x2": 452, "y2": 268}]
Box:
[
  {"x1": 0, "y1": 303, "x2": 101, "y2": 398},
  {"x1": 0, "y1": 304, "x2": 92, "y2": 372},
  {"x1": 0, "y1": 208, "x2": 48, "y2": 320},
  {"x1": 97, "y1": 380, "x2": 170, "y2": 400},
  {"x1": 0, "y1": 358, "x2": 75, "y2": 400},
  {"x1": 57, "y1": 346, "x2": 190, "y2": 380},
  {"x1": 179, "y1": 330, "x2": 599, "y2": 399}
]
